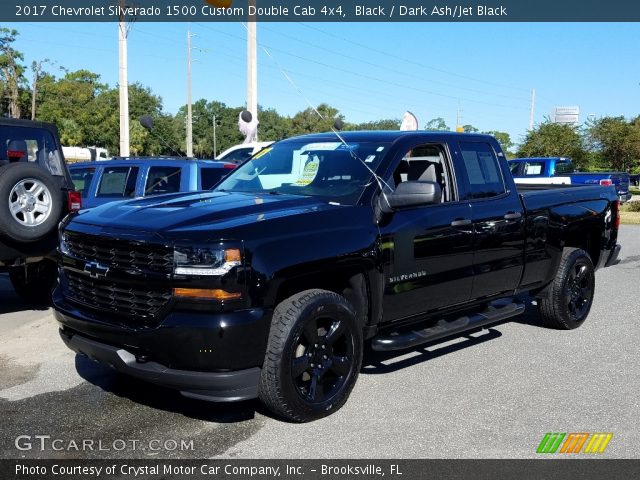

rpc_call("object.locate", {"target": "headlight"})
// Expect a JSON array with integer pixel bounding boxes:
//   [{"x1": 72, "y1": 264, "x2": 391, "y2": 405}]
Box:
[
  {"x1": 174, "y1": 246, "x2": 241, "y2": 276},
  {"x1": 60, "y1": 231, "x2": 70, "y2": 256}
]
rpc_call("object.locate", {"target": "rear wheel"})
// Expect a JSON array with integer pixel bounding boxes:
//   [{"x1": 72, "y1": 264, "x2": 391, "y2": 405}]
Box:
[
  {"x1": 9, "y1": 259, "x2": 58, "y2": 305},
  {"x1": 259, "y1": 289, "x2": 363, "y2": 422},
  {"x1": 538, "y1": 248, "x2": 595, "y2": 330}
]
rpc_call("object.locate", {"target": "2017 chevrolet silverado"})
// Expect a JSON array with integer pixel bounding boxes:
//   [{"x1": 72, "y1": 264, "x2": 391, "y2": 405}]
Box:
[{"x1": 53, "y1": 131, "x2": 621, "y2": 422}]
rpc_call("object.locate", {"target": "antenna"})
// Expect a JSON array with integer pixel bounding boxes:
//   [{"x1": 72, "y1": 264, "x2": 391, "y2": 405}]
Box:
[{"x1": 139, "y1": 116, "x2": 184, "y2": 158}]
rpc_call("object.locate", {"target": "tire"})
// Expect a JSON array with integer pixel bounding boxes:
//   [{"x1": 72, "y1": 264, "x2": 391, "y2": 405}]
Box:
[
  {"x1": 0, "y1": 163, "x2": 62, "y2": 243},
  {"x1": 538, "y1": 248, "x2": 595, "y2": 330},
  {"x1": 9, "y1": 259, "x2": 58, "y2": 305},
  {"x1": 259, "y1": 289, "x2": 363, "y2": 422}
]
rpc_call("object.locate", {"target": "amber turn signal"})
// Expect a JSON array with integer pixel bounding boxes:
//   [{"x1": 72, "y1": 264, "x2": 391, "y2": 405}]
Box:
[
  {"x1": 173, "y1": 288, "x2": 241, "y2": 300},
  {"x1": 224, "y1": 248, "x2": 242, "y2": 263}
]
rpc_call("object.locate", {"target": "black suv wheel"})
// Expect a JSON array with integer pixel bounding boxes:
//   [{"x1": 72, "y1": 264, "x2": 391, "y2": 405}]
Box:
[{"x1": 259, "y1": 289, "x2": 363, "y2": 422}]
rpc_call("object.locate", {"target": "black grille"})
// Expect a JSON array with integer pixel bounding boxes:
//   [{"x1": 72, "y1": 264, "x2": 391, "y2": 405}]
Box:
[
  {"x1": 64, "y1": 232, "x2": 173, "y2": 274},
  {"x1": 65, "y1": 271, "x2": 172, "y2": 323}
]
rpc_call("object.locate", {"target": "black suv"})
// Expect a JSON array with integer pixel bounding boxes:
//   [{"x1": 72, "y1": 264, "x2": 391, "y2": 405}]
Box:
[{"x1": 0, "y1": 118, "x2": 80, "y2": 303}]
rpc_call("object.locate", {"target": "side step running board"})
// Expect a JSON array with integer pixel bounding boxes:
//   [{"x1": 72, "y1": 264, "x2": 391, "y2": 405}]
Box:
[{"x1": 371, "y1": 300, "x2": 525, "y2": 352}]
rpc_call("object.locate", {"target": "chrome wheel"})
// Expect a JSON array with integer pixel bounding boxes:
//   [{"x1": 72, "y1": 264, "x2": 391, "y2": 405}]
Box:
[{"x1": 8, "y1": 178, "x2": 52, "y2": 227}]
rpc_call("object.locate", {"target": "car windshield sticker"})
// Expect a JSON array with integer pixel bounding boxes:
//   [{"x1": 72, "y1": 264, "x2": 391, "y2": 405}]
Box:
[{"x1": 295, "y1": 155, "x2": 320, "y2": 186}]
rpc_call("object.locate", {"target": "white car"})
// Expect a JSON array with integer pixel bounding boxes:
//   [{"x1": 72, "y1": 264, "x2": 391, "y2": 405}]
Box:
[{"x1": 216, "y1": 141, "x2": 273, "y2": 165}]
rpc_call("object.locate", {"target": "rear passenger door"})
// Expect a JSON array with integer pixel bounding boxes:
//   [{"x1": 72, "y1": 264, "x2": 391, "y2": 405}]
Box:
[{"x1": 456, "y1": 141, "x2": 525, "y2": 299}]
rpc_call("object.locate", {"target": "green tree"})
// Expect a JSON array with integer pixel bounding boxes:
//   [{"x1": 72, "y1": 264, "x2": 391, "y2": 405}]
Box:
[
  {"x1": 517, "y1": 121, "x2": 587, "y2": 169},
  {"x1": 0, "y1": 28, "x2": 27, "y2": 118},
  {"x1": 587, "y1": 116, "x2": 640, "y2": 171},
  {"x1": 485, "y1": 130, "x2": 514, "y2": 156},
  {"x1": 348, "y1": 118, "x2": 401, "y2": 130},
  {"x1": 462, "y1": 124, "x2": 478, "y2": 133},
  {"x1": 425, "y1": 117, "x2": 450, "y2": 131},
  {"x1": 291, "y1": 103, "x2": 343, "y2": 135}
]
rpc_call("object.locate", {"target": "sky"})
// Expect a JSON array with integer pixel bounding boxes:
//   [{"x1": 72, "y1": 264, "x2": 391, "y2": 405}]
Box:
[{"x1": 5, "y1": 21, "x2": 640, "y2": 146}]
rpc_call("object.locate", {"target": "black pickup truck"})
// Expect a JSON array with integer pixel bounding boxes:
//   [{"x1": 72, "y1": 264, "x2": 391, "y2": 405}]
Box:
[{"x1": 53, "y1": 131, "x2": 621, "y2": 422}]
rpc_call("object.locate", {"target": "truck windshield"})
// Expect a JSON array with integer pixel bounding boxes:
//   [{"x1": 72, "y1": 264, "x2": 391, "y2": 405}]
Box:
[{"x1": 213, "y1": 141, "x2": 390, "y2": 205}]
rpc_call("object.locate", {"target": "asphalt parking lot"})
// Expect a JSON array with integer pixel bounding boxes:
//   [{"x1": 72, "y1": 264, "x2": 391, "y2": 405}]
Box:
[{"x1": 1, "y1": 226, "x2": 639, "y2": 460}]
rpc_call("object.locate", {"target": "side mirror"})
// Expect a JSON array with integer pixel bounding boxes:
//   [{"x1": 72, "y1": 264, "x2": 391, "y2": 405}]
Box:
[{"x1": 379, "y1": 181, "x2": 442, "y2": 213}]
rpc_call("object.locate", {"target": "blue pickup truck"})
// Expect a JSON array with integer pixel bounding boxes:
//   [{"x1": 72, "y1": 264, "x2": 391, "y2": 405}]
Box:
[
  {"x1": 509, "y1": 157, "x2": 632, "y2": 202},
  {"x1": 69, "y1": 157, "x2": 235, "y2": 209}
]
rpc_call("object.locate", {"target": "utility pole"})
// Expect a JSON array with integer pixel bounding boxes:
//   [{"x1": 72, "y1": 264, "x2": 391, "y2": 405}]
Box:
[
  {"x1": 186, "y1": 28, "x2": 193, "y2": 158},
  {"x1": 455, "y1": 102, "x2": 463, "y2": 132},
  {"x1": 246, "y1": 0, "x2": 258, "y2": 140},
  {"x1": 529, "y1": 88, "x2": 536, "y2": 131},
  {"x1": 118, "y1": 0, "x2": 130, "y2": 157}
]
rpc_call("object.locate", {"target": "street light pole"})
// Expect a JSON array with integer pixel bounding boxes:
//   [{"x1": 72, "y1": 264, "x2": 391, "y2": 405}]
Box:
[{"x1": 213, "y1": 114, "x2": 217, "y2": 158}]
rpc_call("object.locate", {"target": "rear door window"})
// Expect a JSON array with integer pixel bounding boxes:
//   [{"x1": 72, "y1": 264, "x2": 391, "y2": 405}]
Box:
[
  {"x1": 201, "y1": 168, "x2": 229, "y2": 189},
  {"x1": 97, "y1": 167, "x2": 139, "y2": 197},
  {"x1": 145, "y1": 166, "x2": 182, "y2": 195},
  {"x1": 70, "y1": 167, "x2": 96, "y2": 198},
  {"x1": 459, "y1": 142, "x2": 506, "y2": 199}
]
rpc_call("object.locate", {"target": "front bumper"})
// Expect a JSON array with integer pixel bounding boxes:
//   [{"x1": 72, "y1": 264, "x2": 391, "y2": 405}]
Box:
[
  {"x1": 53, "y1": 286, "x2": 272, "y2": 402},
  {"x1": 60, "y1": 329, "x2": 260, "y2": 401}
]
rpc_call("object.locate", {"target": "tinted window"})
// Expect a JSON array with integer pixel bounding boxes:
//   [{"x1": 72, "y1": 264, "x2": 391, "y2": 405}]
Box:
[
  {"x1": 219, "y1": 148, "x2": 253, "y2": 165},
  {"x1": 201, "y1": 168, "x2": 230, "y2": 189},
  {"x1": 555, "y1": 160, "x2": 575, "y2": 174},
  {"x1": 460, "y1": 142, "x2": 505, "y2": 199},
  {"x1": 97, "y1": 167, "x2": 139, "y2": 197},
  {"x1": 509, "y1": 162, "x2": 521, "y2": 175},
  {"x1": 0, "y1": 126, "x2": 64, "y2": 176},
  {"x1": 71, "y1": 167, "x2": 96, "y2": 198},
  {"x1": 145, "y1": 167, "x2": 181, "y2": 195}
]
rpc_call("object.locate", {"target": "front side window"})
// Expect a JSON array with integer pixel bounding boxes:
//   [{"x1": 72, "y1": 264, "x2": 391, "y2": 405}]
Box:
[
  {"x1": 97, "y1": 167, "x2": 139, "y2": 197},
  {"x1": 391, "y1": 144, "x2": 453, "y2": 202},
  {"x1": 460, "y1": 142, "x2": 506, "y2": 199},
  {"x1": 215, "y1": 141, "x2": 390, "y2": 205}
]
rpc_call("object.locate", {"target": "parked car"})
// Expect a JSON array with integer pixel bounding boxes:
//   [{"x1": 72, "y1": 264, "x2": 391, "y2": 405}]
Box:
[
  {"x1": 69, "y1": 157, "x2": 236, "y2": 209},
  {"x1": 216, "y1": 141, "x2": 273, "y2": 165},
  {"x1": 54, "y1": 131, "x2": 620, "y2": 422},
  {"x1": 0, "y1": 118, "x2": 81, "y2": 303},
  {"x1": 509, "y1": 157, "x2": 632, "y2": 202}
]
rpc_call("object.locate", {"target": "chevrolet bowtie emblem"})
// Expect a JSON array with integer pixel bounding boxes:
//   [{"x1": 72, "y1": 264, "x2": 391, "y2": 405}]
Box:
[{"x1": 84, "y1": 261, "x2": 109, "y2": 279}]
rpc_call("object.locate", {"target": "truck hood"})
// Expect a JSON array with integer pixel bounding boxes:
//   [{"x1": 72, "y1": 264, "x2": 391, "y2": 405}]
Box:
[{"x1": 70, "y1": 191, "x2": 338, "y2": 238}]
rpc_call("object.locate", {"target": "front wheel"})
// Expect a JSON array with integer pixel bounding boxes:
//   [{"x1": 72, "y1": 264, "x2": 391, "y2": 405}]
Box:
[
  {"x1": 538, "y1": 248, "x2": 595, "y2": 330},
  {"x1": 259, "y1": 289, "x2": 363, "y2": 422}
]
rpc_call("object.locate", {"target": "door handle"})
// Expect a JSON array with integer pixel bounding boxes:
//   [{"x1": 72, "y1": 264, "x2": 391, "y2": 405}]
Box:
[
  {"x1": 451, "y1": 218, "x2": 472, "y2": 227},
  {"x1": 504, "y1": 212, "x2": 522, "y2": 220}
]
